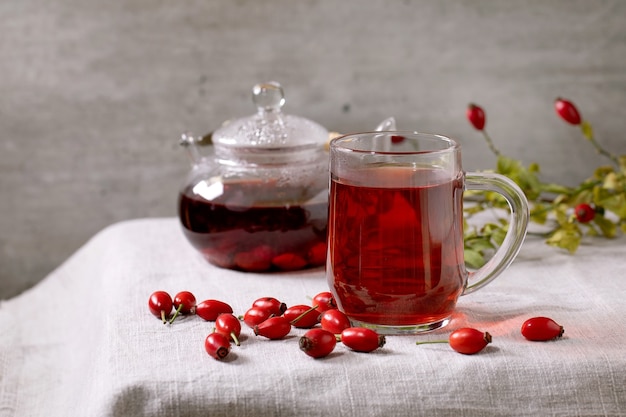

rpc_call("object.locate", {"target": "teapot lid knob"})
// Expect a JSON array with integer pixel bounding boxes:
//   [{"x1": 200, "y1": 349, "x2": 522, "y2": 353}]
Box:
[
  {"x1": 252, "y1": 82, "x2": 285, "y2": 113},
  {"x1": 211, "y1": 81, "x2": 327, "y2": 148}
]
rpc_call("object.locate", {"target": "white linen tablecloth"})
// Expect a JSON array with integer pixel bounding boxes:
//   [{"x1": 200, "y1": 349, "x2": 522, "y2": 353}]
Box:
[{"x1": 1, "y1": 218, "x2": 625, "y2": 417}]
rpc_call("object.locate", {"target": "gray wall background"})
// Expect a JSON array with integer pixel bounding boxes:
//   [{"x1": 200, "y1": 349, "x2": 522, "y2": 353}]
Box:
[{"x1": 2, "y1": 0, "x2": 625, "y2": 299}]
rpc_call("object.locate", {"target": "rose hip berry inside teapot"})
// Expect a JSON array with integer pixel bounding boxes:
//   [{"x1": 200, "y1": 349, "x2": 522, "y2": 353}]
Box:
[{"x1": 178, "y1": 82, "x2": 329, "y2": 272}]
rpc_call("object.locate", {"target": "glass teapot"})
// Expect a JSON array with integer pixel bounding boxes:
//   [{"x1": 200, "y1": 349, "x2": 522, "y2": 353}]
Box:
[{"x1": 177, "y1": 82, "x2": 329, "y2": 272}]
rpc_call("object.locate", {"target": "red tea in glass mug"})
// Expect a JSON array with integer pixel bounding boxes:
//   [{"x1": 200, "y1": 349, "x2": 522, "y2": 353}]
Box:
[
  {"x1": 328, "y1": 168, "x2": 465, "y2": 328},
  {"x1": 327, "y1": 131, "x2": 529, "y2": 334}
]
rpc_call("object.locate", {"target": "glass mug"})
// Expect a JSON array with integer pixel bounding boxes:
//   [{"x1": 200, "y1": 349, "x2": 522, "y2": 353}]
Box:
[{"x1": 327, "y1": 131, "x2": 529, "y2": 334}]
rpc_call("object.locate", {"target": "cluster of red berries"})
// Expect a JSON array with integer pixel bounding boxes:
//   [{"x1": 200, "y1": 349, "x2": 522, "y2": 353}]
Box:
[
  {"x1": 244, "y1": 294, "x2": 385, "y2": 359},
  {"x1": 149, "y1": 291, "x2": 563, "y2": 359},
  {"x1": 148, "y1": 290, "x2": 386, "y2": 360},
  {"x1": 148, "y1": 290, "x2": 233, "y2": 324},
  {"x1": 417, "y1": 317, "x2": 565, "y2": 354}
]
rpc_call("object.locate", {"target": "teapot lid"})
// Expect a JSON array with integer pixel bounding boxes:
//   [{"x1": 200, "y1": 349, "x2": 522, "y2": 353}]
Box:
[{"x1": 212, "y1": 82, "x2": 328, "y2": 149}]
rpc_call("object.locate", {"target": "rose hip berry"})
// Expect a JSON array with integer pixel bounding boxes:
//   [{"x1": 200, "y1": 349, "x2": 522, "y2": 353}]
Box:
[
  {"x1": 252, "y1": 297, "x2": 287, "y2": 316},
  {"x1": 271, "y1": 253, "x2": 308, "y2": 271},
  {"x1": 173, "y1": 291, "x2": 197, "y2": 314},
  {"x1": 233, "y1": 245, "x2": 273, "y2": 272},
  {"x1": 148, "y1": 291, "x2": 173, "y2": 324},
  {"x1": 299, "y1": 328, "x2": 337, "y2": 358},
  {"x1": 340, "y1": 327, "x2": 386, "y2": 353},
  {"x1": 307, "y1": 242, "x2": 327, "y2": 266},
  {"x1": 312, "y1": 291, "x2": 336, "y2": 313},
  {"x1": 449, "y1": 328, "x2": 492, "y2": 354},
  {"x1": 521, "y1": 317, "x2": 564, "y2": 341},
  {"x1": 416, "y1": 327, "x2": 492, "y2": 355},
  {"x1": 574, "y1": 203, "x2": 595, "y2": 223},
  {"x1": 283, "y1": 304, "x2": 320, "y2": 329},
  {"x1": 242, "y1": 306, "x2": 274, "y2": 328},
  {"x1": 204, "y1": 332, "x2": 231, "y2": 360},
  {"x1": 555, "y1": 97, "x2": 582, "y2": 125},
  {"x1": 169, "y1": 290, "x2": 197, "y2": 324},
  {"x1": 215, "y1": 313, "x2": 242, "y2": 346},
  {"x1": 253, "y1": 316, "x2": 292, "y2": 340},
  {"x1": 195, "y1": 299, "x2": 233, "y2": 321},
  {"x1": 320, "y1": 309, "x2": 351, "y2": 335},
  {"x1": 466, "y1": 103, "x2": 486, "y2": 131}
]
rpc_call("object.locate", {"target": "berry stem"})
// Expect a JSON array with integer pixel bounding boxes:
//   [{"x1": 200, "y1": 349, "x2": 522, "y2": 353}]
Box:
[
  {"x1": 290, "y1": 305, "x2": 318, "y2": 325},
  {"x1": 584, "y1": 128, "x2": 620, "y2": 167},
  {"x1": 168, "y1": 304, "x2": 184, "y2": 324},
  {"x1": 482, "y1": 130, "x2": 501, "y2": 157},
  {"x1": 415, "y1": 340, "x2": 447, "y2": 346},
  {"x1": 529, "y1": 178, "x2": 603, "y2": 218}
]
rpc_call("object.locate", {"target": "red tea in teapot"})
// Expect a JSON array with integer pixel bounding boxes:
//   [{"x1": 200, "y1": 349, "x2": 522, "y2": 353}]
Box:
[{"x1": 179, "y1": 182, "x2": 327, "y2": 272}]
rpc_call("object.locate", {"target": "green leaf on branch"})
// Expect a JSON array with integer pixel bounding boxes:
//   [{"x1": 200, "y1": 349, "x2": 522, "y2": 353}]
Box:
[
  {"x1": 552, "y1": 205, "x2": 571, "y2": 226},
  {"x1": 546, "y1": 227, "x2": 582, "y2": 254},
  {"x1": 602, "y1": 172, "x2": 619, "y2": 190},
  {"x1": 464, "y1": 248, "x2": 486, "y2": 269},
  {"x1": 464, "y1": 103, "x2": 624, "y2": 257},
  {"x1": 593, "y1": 166, "x2": 614, "y2": 179},
  {"x1": 594, "y1": 189, "x2": 626, "y2": 219},
  {"x1": 540, "y1": 182, "x2": 573, "y2": 195},
  {"x1": 530, "y1": 202, "x2": 550, "y2": 224},
  {"x1": 593, "y1": 214, "x2": 618, "y2": 238},
  {"x1": 481, "y1": 222, "x2": 507, "y2": 246},
  {"x1": 496, "y1": 155, "x2": 542, "y2": 200},
  {"x1": 465, "y1": 236, "x2": 496, "y2": 253}
]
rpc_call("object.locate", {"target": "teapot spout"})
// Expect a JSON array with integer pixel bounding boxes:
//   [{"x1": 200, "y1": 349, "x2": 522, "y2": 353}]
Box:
[{"x1": 179, "y1": 132, "x2": 204, "y2": 166}]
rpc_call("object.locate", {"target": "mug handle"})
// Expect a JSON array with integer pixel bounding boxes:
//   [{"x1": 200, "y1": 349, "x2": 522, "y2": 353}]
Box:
[{"x1": 463, "y1": 172, "x2": 530, "y2": 295}]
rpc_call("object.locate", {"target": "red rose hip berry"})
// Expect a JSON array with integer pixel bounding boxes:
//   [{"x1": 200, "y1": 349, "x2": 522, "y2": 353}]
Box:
[
  {"x1": 554, "y1": 98, "x2": 582, "y2": 125},
  {"x1": 215, "y1": 313, "x2": 242, "y2": 346},
  {"x1": 271, "y1": 253, "x2": 308, "y2": 271},
  {"x1": 312, "y1": 291, "x2": 336, "y2": 312},
  {"x1": 521, "y1": 317, "x2": 564, "y2": 341},
  {"x1": 283, "y1": 304, "x2": 320, "y2": 329},
  {"x1": 173, "y1": 291, "x2": 197, "y2": 314},
  {"x1": 252, "y1": 297, "x2": 287, "y2": 316},
  {"x1": 299, "y1": 328, "x2": 337, "y2": 358},
  {"x1": 320, "y1": 309, "x2": 352, "y2": 335},
  {"x1": 195, "y1": 299, "x2": 233, "y2": 321},
  {"x1": 574, "y1": 203, "x2": 595, "y2": 223},
  {"x1": 449, "y1": 328, "x2": 492, "y2": 354},
  {"x1": 340, "y1": 327, "x2": 386, "y2": 353},
  {"x1": 233, "y1": 245, "x2": 273, "y2": 272},
  {"x1": 416, "y1": 327, "x2": 491, "y2": 355},
  {"x1": 466, "y1": 103, "x2": 486, "y2": 131},
  {"x1": 169, "y1": 290, "x2": 197, "y2": 324},
  {"x1": 204, "y1": 332, "x2": 231, "y2": 360},
  {"x1": 254, "y1": 316, "x2": 292, "y2": 340},
  {"x1": 148, "y1": 291, "x2": 173, "y2": 324},
  {"x1": 307, "y1": 242, "x2": 327, "y2": 266},
  {"x1": 242, "y1": 306, "x2": 274, "y2": 328}
]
